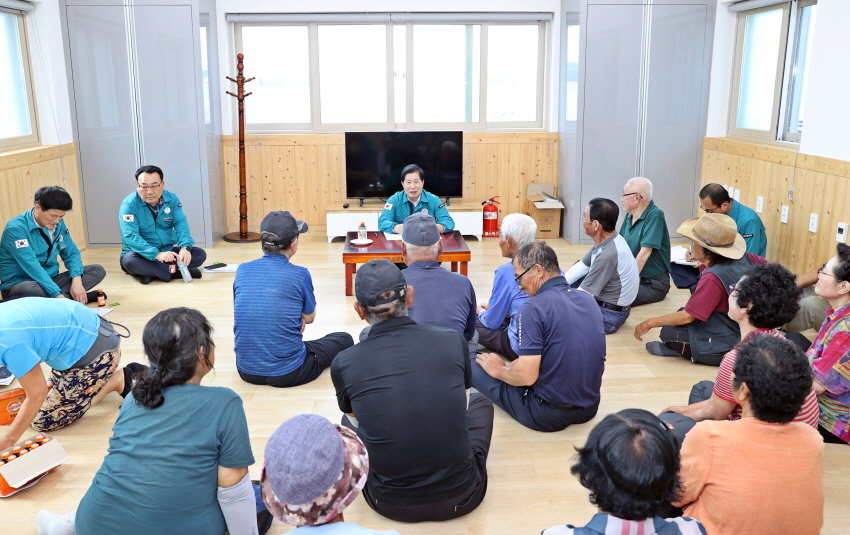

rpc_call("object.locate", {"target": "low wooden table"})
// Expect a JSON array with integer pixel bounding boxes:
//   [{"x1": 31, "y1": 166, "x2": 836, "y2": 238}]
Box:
[{"x1": 342, "y1": 231, "x2": 471, "y2": 296}]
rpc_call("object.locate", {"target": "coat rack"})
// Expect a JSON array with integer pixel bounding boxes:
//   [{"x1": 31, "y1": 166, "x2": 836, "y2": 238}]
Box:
[{"x1": 223, "y1": 53, "x2": 261, "y2": 242}]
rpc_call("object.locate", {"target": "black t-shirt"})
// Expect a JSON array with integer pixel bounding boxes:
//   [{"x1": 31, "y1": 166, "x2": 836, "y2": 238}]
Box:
[{"x1": 331, "y1": 316, "x2": 474, "y2": 505}]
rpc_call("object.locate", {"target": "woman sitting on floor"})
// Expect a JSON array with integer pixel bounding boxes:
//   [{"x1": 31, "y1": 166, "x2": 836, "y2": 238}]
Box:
[
  {"x1": 634, "y1": 212, "x2": 766, "y2": 365},
  {"x1": 37, "y1": 308, "x2": 257, "y2": 535},
  {"x1": 659, "y1": 263, "x2": 819, "y2": 443},
  {"x1": 675, "y1": 334, "x2": 823, "y2": 534},
  {"x1": 807, "y1": 243, "x2": 850, "y2": 444},
  {"x1": 542, "y1": 408, "x2": 706, "y2": 535}
]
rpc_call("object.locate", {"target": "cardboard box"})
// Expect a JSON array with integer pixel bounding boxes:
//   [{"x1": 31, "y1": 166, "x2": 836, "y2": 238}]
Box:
[
  {"x1": 0, "y1": 434, "x2": 68, "y2": 497},
  {"x1": 526, "y1": 184, "x2": 565, "y2": 239},
  {"x1": 0, "y1": 387, "x2": 25, "y2": 425}
]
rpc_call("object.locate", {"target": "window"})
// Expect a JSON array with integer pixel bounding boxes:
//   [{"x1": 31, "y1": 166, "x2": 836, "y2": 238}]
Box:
[
  {"x1": 729, "y1": 0, "x2": 818, "y2": 142},
  {"x1": 233, "y1": 18, "x2": 546, "y2": 131},
  {"x1": 0, "y1": 9, "x2": 38, "y2": 150}
]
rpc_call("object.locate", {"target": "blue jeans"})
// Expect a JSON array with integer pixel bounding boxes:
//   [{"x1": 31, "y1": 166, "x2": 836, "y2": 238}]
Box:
[
  {"x1": 470, "y1": 355, "x2": 598, "y2": 432},
  {"x1": 600, "y1": 306, "x2": 630, "y2": 334}
]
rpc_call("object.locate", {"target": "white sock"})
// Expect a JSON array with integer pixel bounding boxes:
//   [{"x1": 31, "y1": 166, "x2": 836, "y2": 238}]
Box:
[{"x1": 37, "y1": 509, "x2": 75, "y2": 535}]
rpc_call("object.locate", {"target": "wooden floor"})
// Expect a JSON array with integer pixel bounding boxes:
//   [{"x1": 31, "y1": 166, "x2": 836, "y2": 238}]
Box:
[{"x1": 3, "y1": 234, "x2": 848, "y2": 534}]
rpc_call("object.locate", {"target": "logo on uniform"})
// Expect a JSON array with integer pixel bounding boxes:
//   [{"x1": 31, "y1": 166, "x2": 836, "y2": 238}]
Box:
[
  {"x1": 421, "y1": 209, "x2": 429, "y2": 215},
  {"x1": 164, "y1": 207, "x2": 171, "y2": 214},
  {"x1": 123, "y1": 214, "x2": 134, "y2": 222},
  {"x1": 14, "y1": 239, "x2": 29, "y2": 248},
  {"x1": 384, "y1": 203, "x2": 393, "y2": 210}
]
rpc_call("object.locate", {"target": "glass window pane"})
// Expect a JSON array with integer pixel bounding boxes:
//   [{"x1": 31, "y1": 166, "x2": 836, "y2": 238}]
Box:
[
  {"x1": 241, "y1": 25, "x2": 310, "y2": 125},
  {"x1": 412, "y1": 25, "x2": 480, "y2": 123},
  {"x1": 0, "y1": 12, "x2": 34, "y2": 140},
  {"x1": 735, "y1": 8, "x2": 783, "y2": 131},
  {"x1": 565, "y1": 24, "x2": 579, "y2": 122},
  {"x1": 318, "y1": 25, "x2": 387, "y2": 124},
  {"x1": 199, "y1": 25, "x2": 210, "y2": 124},
  {"x1": 393, "y1": 24, "x2": 406, "y2": 124},
  {"x1": 785, "y1": 4, "x2": 817, "y2": 137},
  {"x1": 487, "y1": 25, "x2": 539, "y2": 123}
]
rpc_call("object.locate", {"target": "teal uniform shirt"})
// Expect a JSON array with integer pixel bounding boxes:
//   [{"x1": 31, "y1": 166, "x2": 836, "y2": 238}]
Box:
[
  {"x1": 378, "y1": 189, "x2": 455, "y2": 233},
  {"x1": 119, "y1": 190, "x2": 194, "y2": 260},
  {"x1": 0, "y1": 209, "x2": 84, "y2": 297},
  {"x1": 619, "y1": 201, "x2": 671, "y2": 279},
  {"x1": 729, "y1": 201, "x2": 767, "y2": 257}
]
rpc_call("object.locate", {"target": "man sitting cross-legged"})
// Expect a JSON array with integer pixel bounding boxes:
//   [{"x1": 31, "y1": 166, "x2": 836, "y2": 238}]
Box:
[
  {"x1": 331, "y1": 259, "x2": 494, "y2": 522},
  {"x1": 234, "y1": 211, "x2": 353, "y2": 388},
  {"x1": 472, "y1": 242, "x2": 607, "y2": 432},
  {"x1": 476, "y1": 213, "x2": 537, "y2": 360}
]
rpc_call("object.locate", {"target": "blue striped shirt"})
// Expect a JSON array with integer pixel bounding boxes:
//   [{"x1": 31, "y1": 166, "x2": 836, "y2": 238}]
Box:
[{"x1": 233, "y1": 255, "x2": 316, "y2": 376}]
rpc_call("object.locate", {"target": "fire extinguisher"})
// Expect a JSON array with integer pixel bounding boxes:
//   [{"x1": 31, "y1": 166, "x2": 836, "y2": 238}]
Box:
[{"x1": 482, "y1": 196, "x2": 500, "y2": 238}]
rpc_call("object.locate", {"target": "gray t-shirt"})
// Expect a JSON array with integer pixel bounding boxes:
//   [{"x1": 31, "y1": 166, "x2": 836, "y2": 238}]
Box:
[{"x1": 580, "y1": 234, "x2": 639, "y2": 306}]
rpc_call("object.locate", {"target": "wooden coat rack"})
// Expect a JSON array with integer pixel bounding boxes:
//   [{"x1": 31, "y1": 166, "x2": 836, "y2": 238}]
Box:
[{"x1": 223, "y1": 53, "x2": 261, "y2": 242}]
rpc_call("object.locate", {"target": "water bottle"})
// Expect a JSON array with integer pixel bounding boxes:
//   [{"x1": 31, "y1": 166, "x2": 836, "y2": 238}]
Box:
[
  {"x1": 357, "y1": 222, "x2": 367, "y2": 241},
  {"x1": 177, "y1": 261, "x2": 192, "y2": 283}
]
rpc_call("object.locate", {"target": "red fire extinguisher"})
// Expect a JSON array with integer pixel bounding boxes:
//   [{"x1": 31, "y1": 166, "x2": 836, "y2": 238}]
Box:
[{"x1": 482, "y1": 196, "x2": 500, "y2": 238}]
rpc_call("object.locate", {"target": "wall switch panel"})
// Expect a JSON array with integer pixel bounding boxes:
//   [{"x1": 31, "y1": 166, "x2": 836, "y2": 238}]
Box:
[
  {"x1": 837, "y1": 223, "x2": 848, "y2": 243},
  {"x1": 755, "y1": 196, "x2": 764, "y2": 213},
  {"x1": 780, "y1": 205, "x2": 789, "y2": 223},
  {"x1": 808, "y1": 213, "x2": 819, "y2": 233},
  {"x1": 732, "y1": 188, "x2": 741, "y2": 201}
]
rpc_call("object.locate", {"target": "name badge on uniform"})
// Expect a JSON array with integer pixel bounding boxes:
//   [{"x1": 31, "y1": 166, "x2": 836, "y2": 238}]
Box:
[
  {"x1": 164, "y1": 207, "x2": 171, "y2": 214},
  {"x1": 742, "y1": 233, "x2": 753, "y2": 239},
  {"x1": 384, "y1": 202, "x2": 393, "y2": 210},
  {"x1": 123, "y1": 214, "x2": 134, "y2": 222},
  {"x1": 14, "y1": 239, "x2": 29, "y2": 248}
]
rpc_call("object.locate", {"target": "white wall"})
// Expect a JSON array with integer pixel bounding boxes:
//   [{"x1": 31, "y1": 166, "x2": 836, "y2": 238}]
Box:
[
  {"x1": 213, "y1": 0, "x2": 563, "y2": 135},
  {"x1": 705, "y1": 0, "x2": 850, "y2": 162},
  {"x1": 26, "y1": 0, "x2": 74, "y2": 145},
  {"x1": 797, "y1": 0, "x2": 850, "y2": 161}
]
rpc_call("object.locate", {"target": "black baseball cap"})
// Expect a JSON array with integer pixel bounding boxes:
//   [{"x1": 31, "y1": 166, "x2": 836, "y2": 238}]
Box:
[
  {"x1": 354, "y1": 259, "x2": 406, "y2": 306},
  {"x1": 260, "y1": 211, "x2": 308, "y2": 243}
]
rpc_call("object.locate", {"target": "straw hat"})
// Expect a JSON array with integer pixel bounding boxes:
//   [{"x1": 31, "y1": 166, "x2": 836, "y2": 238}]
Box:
[{"x1": 676, "y1": 213, "x2": 745, "y2": 260}]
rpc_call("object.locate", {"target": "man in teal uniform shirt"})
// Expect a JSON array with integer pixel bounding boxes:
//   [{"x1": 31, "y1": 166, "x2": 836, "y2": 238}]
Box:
[
  {"x1": 0, "y1": 186, "x2": 104, "y2": 301},
  {"x1": 698, "y1": 183, "x2": 766, "y2": 256},
  {"x1": 378, "y1": 164, "x2": 455, "y2": 234},
  {"x1": 118, "y1": 165, "x2": 206, "y2": 284},
  {"x1": 619, "y1": 177, "x2": 671, "y2": 306}
]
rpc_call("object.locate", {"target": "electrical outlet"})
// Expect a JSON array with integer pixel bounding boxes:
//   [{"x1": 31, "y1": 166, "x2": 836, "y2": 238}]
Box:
[
  {"x1": 732, "y1": 188, "x2": 741, "y2": 201},
  {"x1": 780, "y1": 205, "x2": 789, "y2": 224},
  {"x1": 837, "y1": 223, "x2": 848, "y2": 243},
  {"x1": 755, "y1": 196, "x2": 764, "y2": 213},
  {"x1": 808, "y1": 213, "x2": 819, "y2": 233}
]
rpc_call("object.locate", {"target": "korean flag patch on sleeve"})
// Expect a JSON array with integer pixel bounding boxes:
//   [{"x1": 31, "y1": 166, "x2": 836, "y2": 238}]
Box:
[
  {"x1": 15, "y1": 239, "x2": 29, "y2": 248},
  {"x1": 123, "y1": 214, "x2": 134, "y2": 222},
  {"x1": 384, "y1": 202, "x2": 393, "y2": 210}
]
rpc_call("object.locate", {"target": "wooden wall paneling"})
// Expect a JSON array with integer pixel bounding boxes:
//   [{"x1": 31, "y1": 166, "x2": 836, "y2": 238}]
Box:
[
  {"x1": 701, "y1": 137, "x2": 850, "y2": 274},
  {"x1": 0, "y1": 144, "x2": 87, "y2": 249},
  {"x1": 222, "y1": 132, "x2": 559, "y2": 233}
]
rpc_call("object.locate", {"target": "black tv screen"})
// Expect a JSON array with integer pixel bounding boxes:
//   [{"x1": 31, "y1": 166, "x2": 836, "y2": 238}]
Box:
[{"x1": 345, "y1": 131, "x2": 463, "y2": 199}]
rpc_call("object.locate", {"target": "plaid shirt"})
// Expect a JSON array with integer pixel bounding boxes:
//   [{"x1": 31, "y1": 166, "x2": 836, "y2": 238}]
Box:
[
  {"x1": 808, "y1": 303, "x2": 850, "y2": 442},
  {"x1": 542, "y1": 513, "x2": 707, "y2": 535}
]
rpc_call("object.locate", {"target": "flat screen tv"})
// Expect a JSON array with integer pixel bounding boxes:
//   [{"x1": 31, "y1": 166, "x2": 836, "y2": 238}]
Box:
[{"x1": 345, "y1": 131, "x2": 463, "y2": 199}]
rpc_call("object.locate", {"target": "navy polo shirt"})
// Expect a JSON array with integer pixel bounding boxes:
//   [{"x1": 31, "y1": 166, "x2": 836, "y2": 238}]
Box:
[
  {"x1": 516, "y1": 276, "x2": 606, "y2": 407},
  {"x1": 402, "y1": 260, "x2": 477, "y2": 341},
  {"x1": 233, "y1": 255, "x2": 316, "y2": 376}
]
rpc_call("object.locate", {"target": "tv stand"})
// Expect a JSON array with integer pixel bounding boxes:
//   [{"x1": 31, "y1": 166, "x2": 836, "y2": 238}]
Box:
[{"x1": 326, "y1": 203, "x2": 483, "y2": 242}]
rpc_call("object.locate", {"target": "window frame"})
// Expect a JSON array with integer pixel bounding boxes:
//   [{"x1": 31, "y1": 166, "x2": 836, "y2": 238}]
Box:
[
  {"x1": 727, "y1": 0, "x2": 817, "y2": 143},
  {"x1": 0, "y1": 7, "x2": 39, "y2": 151},
  {"x1": 231, "y1": 19, "x2": 547, "y2": 133}
]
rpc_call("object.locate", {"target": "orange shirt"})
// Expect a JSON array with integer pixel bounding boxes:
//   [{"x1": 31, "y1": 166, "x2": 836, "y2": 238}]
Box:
[{"x1": 675, "y1": 418, "x2": 823, "y2": 535}]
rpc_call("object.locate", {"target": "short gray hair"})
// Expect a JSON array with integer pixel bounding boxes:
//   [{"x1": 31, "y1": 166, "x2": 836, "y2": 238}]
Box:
[
  {"x1": 500, "y1": 213, "x2": 537, "y2": 248},
  {"x1": 261, "y1": 232, "x2": 293, "y2": 255},
  {"x1": 362, "y1": 291, "x2": 408, "y2": 324},
  {"x1": 625, "y1": 177, "x2": 653, "y2": 200},
  {"x1": 402, "y1": 241, "x2": 440, "y2": 260},
  {"x1": 515, "y1": 241, "x2": 560, "y2": 274}
]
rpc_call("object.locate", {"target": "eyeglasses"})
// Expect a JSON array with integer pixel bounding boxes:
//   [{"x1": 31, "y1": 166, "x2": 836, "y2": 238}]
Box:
[
  {"x1": 621, "y1": 192, "x2": 640, "y2": 199},
  {"x1": 817, "y1": 264, "x2": 837, "y2": 279},
  {"x1": 137, "y1": 183, "x2": 162, "y2": 191},
  {"x1": 703, "y1": 207, "x2": 717, "y2": 214},
  {"x1": 728, "y1": 283, "x2": 740, "y2": 296},
  {"x1": 515, "y1": 265, "x2": 533, "y2": 285}
]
